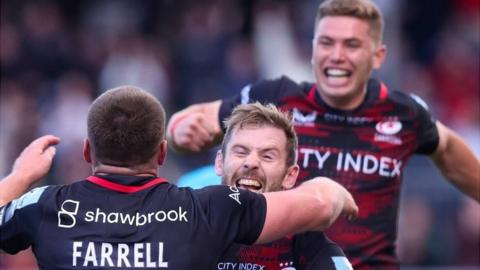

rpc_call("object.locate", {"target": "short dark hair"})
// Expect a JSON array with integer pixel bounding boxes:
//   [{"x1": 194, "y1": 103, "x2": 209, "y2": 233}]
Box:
[
  {"x1": 315, "y1": 0, "x2": 384, "y2": 44},
  {"x1": 87, "y1": 86, "x2": 165, "y2": 166},
  {"x1": 221, "y1": 102, "x2": 298, "y2": 167}
]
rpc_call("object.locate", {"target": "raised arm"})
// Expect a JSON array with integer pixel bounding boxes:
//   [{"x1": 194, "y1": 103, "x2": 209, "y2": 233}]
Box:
[
  {"x1": 255, "y1": 177, "x2": 358, "y2": 244},
  {"x1": 430, "y1": 122, "x2": 480, "y2": 202},
  {"x1": 0, "y1": 135, "x2": 60, "y2": 207},
  {"x1": 167, "y1": 100, "x2": 223, "y2": 152}
]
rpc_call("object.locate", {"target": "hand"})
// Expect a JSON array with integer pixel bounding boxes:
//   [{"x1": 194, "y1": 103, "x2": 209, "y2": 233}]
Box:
[
  {"x1": 300, "y1": 177, "x2": 359, "y2": 222},
  {"x1": 341, "y1": 190, "x2": 359, "y2": 221},
  {"x1": 170, "y1": 112, "x2": 219, "y2": 152},
  {"x1": 11, "y1": 135, "x2": 61, "y2": 185}
]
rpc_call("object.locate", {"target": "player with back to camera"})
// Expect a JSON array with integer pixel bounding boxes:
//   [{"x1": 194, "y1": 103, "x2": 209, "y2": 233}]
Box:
[{"x1": 0, "y1": 86, "x2": 358, "y2": 269}]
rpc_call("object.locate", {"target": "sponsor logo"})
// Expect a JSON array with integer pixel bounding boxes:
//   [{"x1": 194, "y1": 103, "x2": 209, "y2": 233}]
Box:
[
  {"x1": 324, "y1": 113, "x2": 373, "y2": 125},
  {"x1": 293, "y1": 108, "x2": 317, "y2": 126},
  {"x1": 58, "y1": 200, "x2": 80, "y2": 228},
  {"x1": 217, "y1": 261, "x2": 295, "y2": 270},
  {"x1": 299, "y1": 148, "x2": 402, "y2": 178},
  {"x1": 73, "y1": 241, "x2": 168, "y2": 268},
  {"x1": 217, "y1": 262, "x2": 267, "y2": 270},
  {"x1": 57, "y1": 201, "x2": 188, "y2": 228},
  {"x1": 229, "y1": 186, "x2": 241, "y2": 205},
  {"x1": 84, "y1": 207, "x2": 188, "y2": 226}
]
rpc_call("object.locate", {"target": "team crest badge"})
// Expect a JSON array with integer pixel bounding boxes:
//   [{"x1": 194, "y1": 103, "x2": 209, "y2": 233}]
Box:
[{"x1": 375, "y1": 120, "x2": 402, "y2": 135}]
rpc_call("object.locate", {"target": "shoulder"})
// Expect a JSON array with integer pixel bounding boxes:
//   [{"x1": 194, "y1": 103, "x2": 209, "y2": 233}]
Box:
[
  {"x1": 389, "y1": 89, "x2": 430, "y2": 110},
  {"x1": 372, "y1": 80, "x2": 434, "y2": 119},
  {"x1": 242, "y1": 76, "x2": 311, "y2": 104},
  {"x1": 0, "y1": 185, "x2": 55, "y2": 225},
  {"x1": 251, "y1": 75, "x2": 309, "y2": 93},
  {"x1": 192, "y1": 185, "x2": 266, "y2": 213}
]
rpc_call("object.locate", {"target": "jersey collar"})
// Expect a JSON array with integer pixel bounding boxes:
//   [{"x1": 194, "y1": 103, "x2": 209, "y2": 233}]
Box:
[
  {"x1": 86, "y1": 175, "x2": 168, "y2": 193},
  {"x1": 308, "y1": 78, "x2": 388, "y2": 113}
]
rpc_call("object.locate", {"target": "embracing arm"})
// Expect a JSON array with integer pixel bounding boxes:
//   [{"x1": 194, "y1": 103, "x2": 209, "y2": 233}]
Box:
[
  {"x1": 0, "y1": 135, "x2": 60, "y2": 207},
  {"x1": 166, "y1": 100, "x2": 223, "y2": 152},
  {"x1": 430, "y1": 122, "x2": 480, "y2": 202},
  {"x1": 255, "y1": 177, "x2": 358, "y2": 244}
]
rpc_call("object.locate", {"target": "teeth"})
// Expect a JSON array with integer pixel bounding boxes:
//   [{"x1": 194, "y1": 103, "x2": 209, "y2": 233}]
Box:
[
  {"x1": 237, "y1": 179, "x2": 261, "y2": 187},
  {"x1": 325, "y1": 68, "x2": 350, "y2": 77}
]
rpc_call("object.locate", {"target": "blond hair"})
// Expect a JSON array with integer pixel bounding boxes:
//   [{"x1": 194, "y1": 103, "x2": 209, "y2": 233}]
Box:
[
  {"x1": 315, "y1": 0, "x2": 384, "y2": 44},
  {"x1": 221, "y1": 102, "x2": 298, "y2": 166}
]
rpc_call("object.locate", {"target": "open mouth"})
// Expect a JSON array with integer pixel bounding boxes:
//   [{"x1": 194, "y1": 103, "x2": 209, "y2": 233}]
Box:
[
  {"x1": 324, "y1": 68, "x2": 352, "y2": 78},
  {"x1": 235, "y1": 178, "x2": 263, "y2": 191}
]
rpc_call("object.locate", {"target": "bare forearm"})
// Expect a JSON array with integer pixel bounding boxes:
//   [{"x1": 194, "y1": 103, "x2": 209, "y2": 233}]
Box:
[
  {"x1": 297, "y1": 177, "x2": 356, "y2": 227},
  {"x1": 257, "y1": 178, "x2": 357, "y2": 244},
  {"x1": 431, "y1": 130, "x2": 480, "y2": 201},
  {"x1": 0, "y1": 172, "x2": 33, "y2": 207},
  {"x1": 0, "y1": 135, "x2": 59, "y2": 206}
]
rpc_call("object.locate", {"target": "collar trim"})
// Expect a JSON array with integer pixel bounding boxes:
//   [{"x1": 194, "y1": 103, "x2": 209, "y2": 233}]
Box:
[{"x1": 86, "y1": 175, "x2": 168, "y2": 193}]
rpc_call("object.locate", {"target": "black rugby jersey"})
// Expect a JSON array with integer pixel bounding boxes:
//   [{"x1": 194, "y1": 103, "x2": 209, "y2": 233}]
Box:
[
  {"x1": 218, "y1": 232, "x2": 352, "y2": 270},
  {"x1": 219, "y1": 76, "x2": 439, "y2": 269},
  {"x1": 0, "y1": 174, "x2": 266, "y2": 269}
]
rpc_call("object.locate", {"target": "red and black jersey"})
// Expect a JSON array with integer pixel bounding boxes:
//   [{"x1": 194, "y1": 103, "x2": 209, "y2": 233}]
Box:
[
  {"x1": 0, "y1": 174, "x2": 266, "y2": 269},
  {"x1": 219, "y1": 232, "x2": 351, "y2": 270},
  {"x1": 220, "y1": 76, "x2": 439, "y2": 269}
]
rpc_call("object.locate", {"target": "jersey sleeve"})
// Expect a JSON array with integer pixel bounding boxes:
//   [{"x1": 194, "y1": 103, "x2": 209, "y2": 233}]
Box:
[
  {"x1": 408, "y1": 94, "x2": 440, "y2": 154},
  {"x1": 219, "y1": 76, "x2": 292, "y2": 130},
  {"x1": 193, "y1": 185, "x2": 267, "y2": 246},
  {"x1": 293, "y1": 232, "x2": 353, "y2": 270},
  {"x1": 0, "y1": 186, "x2": 50, "y2": 254}
]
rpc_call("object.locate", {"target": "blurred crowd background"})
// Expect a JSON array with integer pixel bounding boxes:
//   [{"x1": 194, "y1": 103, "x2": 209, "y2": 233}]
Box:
[{"x1": 0, "y1": 0, "x2": 478, "y2": 269}]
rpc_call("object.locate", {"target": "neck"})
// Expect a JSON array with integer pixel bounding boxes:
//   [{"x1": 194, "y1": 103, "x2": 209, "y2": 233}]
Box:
[
  {"x1": 318, "y1": 85, "x2": 368, "y2": 111},
  {"x1": 92, "y1": 163, "x2": 158, "y2": 177}
]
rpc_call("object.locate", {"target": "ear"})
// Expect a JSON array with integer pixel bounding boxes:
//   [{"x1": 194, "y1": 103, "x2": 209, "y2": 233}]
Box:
[
  {"x1": 281, "y1": 164, "x2": 300, "y2": 190},
  {"x1": 214, "y1": 150, "x2": 223, "y2": 176},
  {"x1": 83, "y1": 138, "x2": 92, "y2": 163},
  {"x1": 373, "y1": 44, "x2": 387, "y2": 69},
  {"x1": 157, "y1": 140, "x2": 168, "y2": 166}
]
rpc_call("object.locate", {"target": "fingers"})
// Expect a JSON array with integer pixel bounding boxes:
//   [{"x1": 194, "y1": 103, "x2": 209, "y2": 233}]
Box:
[
  {"x1": 343, "y1": 194, "x2": 359, "y2": 221},
  {"x1": 43, "y1": 146, "x2": 57, "y2": 160},
  {"x1": 29, "y1": 135, "x2": 61, "y2": 153},
  {"x1": 173, "y1": 113, "x2": 217, "y2": 151}
]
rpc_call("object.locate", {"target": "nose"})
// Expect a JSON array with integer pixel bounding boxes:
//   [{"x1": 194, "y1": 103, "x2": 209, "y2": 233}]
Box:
[
  {"x1": 242, "y1": 154, "x2": 260, "y2": 170},
  {"x1": 330, "y1": 44, "x2": 345, "y2": 62}
]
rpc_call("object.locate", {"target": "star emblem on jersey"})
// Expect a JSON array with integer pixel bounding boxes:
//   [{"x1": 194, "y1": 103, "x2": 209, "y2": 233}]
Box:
[
  {"x1": 280, "y1": 261, "x2": 295, "y2": 270},
  {"x1": 292, "y1": 108, "x2": 317, "y2": 126}
]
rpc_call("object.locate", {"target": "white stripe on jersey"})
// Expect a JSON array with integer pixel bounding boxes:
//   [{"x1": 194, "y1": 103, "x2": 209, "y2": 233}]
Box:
[
  {"x1": 0, "y1": 186, "x2": 48, "y2": 225},
  {"x1": 240, "y1": 85, "x2": 251, "y2": 104},
  {"x1": 331, "y1": 256, "x2": 353, "y2": 270}
]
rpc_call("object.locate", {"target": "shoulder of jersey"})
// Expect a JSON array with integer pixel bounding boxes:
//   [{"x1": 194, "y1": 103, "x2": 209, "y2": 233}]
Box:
[{"x1": 387, "y1": 88, "x2": 431, "y2": 111}]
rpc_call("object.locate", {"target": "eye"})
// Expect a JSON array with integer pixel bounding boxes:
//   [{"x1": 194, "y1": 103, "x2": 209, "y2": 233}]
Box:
[
  {"x1": 317, "y1": 37, "x2": 333, "y2": 47},
  {"x1": 232, "y1": 146, "x2": 248, "y2": 156},
  {"x1": 346, "y1": 40, "x2": 361, "y2": 48},
  {"x1": 261, "y1": 150, "x2": 278, "y2": 161},
  {"x1": 262, "y1": 155, "x2": 273, "y2": 161}
]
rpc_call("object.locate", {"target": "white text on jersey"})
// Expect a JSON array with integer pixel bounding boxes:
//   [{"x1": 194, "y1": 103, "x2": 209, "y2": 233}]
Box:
[{"x1": 72, "y1": 241, "x2": 168, "y2": 268}]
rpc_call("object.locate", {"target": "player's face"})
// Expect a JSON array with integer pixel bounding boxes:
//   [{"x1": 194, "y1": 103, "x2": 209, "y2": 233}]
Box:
[
  {"x1": 216, "y1": 125, "x2": 296, "y2": 193},
  {"x1": 312, "y1": 16, "x2": 386, "y2": 109}
]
